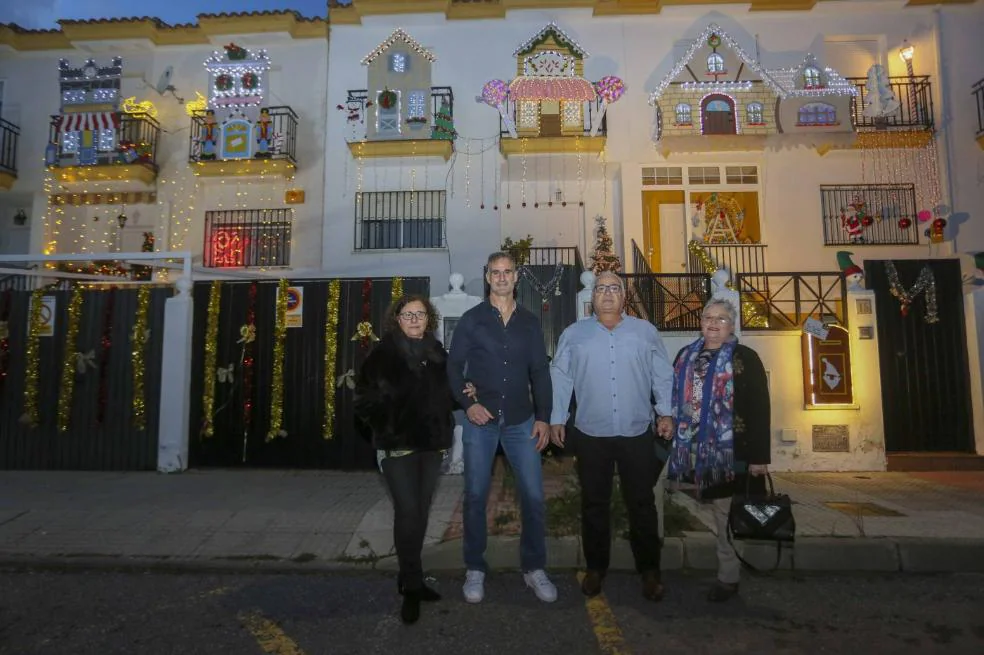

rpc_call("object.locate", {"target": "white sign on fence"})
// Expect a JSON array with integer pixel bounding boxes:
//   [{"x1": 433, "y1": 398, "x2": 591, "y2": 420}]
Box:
[{"x1": 27, "y1": 295, "x2": 57, "y2": 337}]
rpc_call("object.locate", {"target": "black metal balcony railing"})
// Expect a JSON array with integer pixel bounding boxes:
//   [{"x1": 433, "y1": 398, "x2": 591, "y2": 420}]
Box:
[
  {"x1": 188, "y1": 106, "x2": 298, "y2": 165},
  {"x1": 625, "y1": 273, "x2": 711, "y2": 332},
  {"x1": 355, "y1": 190, "x2": 446, "y2": 251},
  {"x1": 688, "y1": 243, "x2": 768, "y2": 289},
  {"x1": 345, "y1": 88, "x2": 454, "y2": 138},
  {"x1": 204, "y1": 209, "x2": 292, "y2": 268},
  {"x1": 499, "y1": 98, "x2": 607, "y2": 138},
  {"x1": 847, "y1": 75, "x2": 933, "y2": 131},
  {"x1": 631, "y1": 239, "x2": 653, "y2": 275},
  {"x1": 0, "y1": 117, "x2": 20, "y2": 176},
  {"x1": 820, "y1": 184, "x2": 919, "y2": 246},
  {"x1": 973, "y1": 78, "x2": 984, "y2": 137},
  {"x1": 736, "y1": 272, "x2": 848, "y2": 331},
  {"x1": 47, "y1": 112, "x2": 161, "y2": 170}
]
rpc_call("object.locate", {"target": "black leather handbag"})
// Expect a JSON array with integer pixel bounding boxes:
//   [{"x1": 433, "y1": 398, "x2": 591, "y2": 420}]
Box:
[{"x1": 728, "y1": 473, "x2": 796, "y2": 543}]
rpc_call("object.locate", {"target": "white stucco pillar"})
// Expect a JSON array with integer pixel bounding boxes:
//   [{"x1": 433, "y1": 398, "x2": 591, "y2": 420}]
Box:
[{"x1": 157, "y1": 275, "x2": 194, "y2": 472}]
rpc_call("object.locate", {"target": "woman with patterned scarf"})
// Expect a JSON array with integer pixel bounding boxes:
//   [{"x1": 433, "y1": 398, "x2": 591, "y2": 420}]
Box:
[{"x1": 666, "y1": 298, "x2": 771, "y2": 602}]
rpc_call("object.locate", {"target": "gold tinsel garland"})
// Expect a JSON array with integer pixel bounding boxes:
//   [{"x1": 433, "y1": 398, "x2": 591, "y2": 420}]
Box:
[
  {"x1": 201, "y1": 281, "x2": 222, "y2": 437},
  {"x1": 267, "y1": 278, "x2": 289, "y2": 442},
  {"x1": 391, "y1": 276, "x2": 403, "y2": 303},
  {"x1": 56, "y1": 287, "x2": 84, "y2": 432},
  {"x1": 131, "y1": 286, "x2": 151, "y2": 430},
  {"x1": 322, "y1": 279, "x2": 341, "y2": 440},
  {"x1": 20, "y1": 288, "x2": 45, "y2": 427},
  {"x1": 687, "y1": 240, "x2": 769, "y2": 328}
]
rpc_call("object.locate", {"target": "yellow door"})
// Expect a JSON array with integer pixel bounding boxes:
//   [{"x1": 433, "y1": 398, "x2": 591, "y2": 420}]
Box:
[{"x1": 642, "y1": 190, "x2": 686, "y2": 272}]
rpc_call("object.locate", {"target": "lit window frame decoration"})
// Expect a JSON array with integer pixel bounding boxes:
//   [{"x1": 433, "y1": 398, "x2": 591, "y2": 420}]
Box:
[
  {"x1": 61, "y1": 131, "x2": 81, "y2": 155},
  {"x1": 389, "y1": 52, "x2": 408, "y2": 73},
  {"x1": 699, "y1": 92, "x2": 741, "y2": 135},
  {"x1": 523, "y1": 50, "x2": 576, "y2": 78},
  {"x1": 204, "y1": 45, "x2": 271, "y2": 109},
  {"x1": 92, "y1": 88, "x2": 117, "y2": 103},
  {"x1": 674, "y1": 102, "x2": 693, "y2": 126},
  {"x1": 561, "y1": 99, "x2": 582, "y2": 127},
  {"x1": 518, "y1": 100, "x2": 540, "y2": 130},
  {"x1": 62, "y1": 90, "x2": 87, "y2": 105},
  {"x1": 746, "y1": 102, "x2": 765, "y2": 125},
  {"x1": 803, "y1": 66, "x2": 823, "y2": 89},
  {"x1": 97, "y1": 128, "x2": 116, "y2": 152},
  {"x1": 406, "y1": 90, "x2": 427, "y2": 120},
  {"x1": 797, "y1": 102, "x2": 839, "y2": 127},
  {"x1": 706, "y1": 53, "x2": 726, "y2": 75},
  {"x1": 361, "y1": 29, "x2": 437, "y2": 66}
]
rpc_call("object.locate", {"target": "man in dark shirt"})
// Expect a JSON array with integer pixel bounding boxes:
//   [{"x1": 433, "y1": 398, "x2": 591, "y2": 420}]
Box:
[{"x1": 448, "y1": 251, "x2": 555, "y2": 605}]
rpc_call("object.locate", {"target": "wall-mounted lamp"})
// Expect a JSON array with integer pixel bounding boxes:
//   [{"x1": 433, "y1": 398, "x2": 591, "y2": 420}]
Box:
[{"x1": 13, "y1": 209, "x2": 28, "y2": 226}]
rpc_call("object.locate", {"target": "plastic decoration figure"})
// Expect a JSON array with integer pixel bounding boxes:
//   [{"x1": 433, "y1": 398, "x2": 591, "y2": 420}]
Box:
[
  {"x1": 255, "y1": 108, "x2": 272, "y2": 158},
  {"x1": 836, "y1": 251, "x2": 865, "y2": 291},
  {"x1": 201, "y1": 110, "x2": 218, "y2": 160},
  {"x1": 928, "y1": 217, "x2": 946, "y2": 244}
]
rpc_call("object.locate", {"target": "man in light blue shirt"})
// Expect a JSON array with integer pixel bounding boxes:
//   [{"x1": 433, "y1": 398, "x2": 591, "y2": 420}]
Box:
[{"x1": 549, "y1": 270, "x2": 674, "y2": 601}]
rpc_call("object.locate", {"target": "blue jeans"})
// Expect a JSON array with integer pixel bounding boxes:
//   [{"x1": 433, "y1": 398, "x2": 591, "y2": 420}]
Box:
[{"x1": 462, "y1": 415, "x2": 546, "y2": 572}]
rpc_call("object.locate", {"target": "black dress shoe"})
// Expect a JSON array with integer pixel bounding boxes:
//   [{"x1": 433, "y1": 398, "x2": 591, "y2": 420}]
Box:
[
  {"x1": 399, "y1": 582, "x2": 441, "y2": 602},
  {"x1": 580, "y1": 570, "x2": 605, "y2": 597},
  {"x1": 401, "y1": 592, "x2": 421, "y2": 624},
  {"x1": 641, "y1": 571, "x2": 664, "y2": 602},
  {"x1": 707, "y1": 581, "x2": 739, "y2": 602}
]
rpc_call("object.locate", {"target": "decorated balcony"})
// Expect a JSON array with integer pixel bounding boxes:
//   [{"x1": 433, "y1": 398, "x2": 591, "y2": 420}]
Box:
[
  {"x1": 343, "y1": 86, "x2": 456, "y2": 161},
  {"x1": 847, "y1": 75, "x2": 934, "y2": 148},
  {"x1": 0, "y1": 117, "x2": 19, "y2": 190},
  {"x1": 188, "y1": 44, "x2": 298, "y2": 178},
  {"x1": 974, "y1": 78, "x2": 984, "y2": 149},
  {"x1": 47, "y1": 111, "x2": 160, "y2": 185}
]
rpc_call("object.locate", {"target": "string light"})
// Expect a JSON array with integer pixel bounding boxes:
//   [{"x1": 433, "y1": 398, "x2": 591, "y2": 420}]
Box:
[
  {"x1": 513, "y1": 22, "x2": 589, "y2": 58},
  {"x1": 465, "y1": 140, "x2": 472, "y2": 208},
  {"x1": 205, "y1": 44, "x2": 270, "y2": 107},
  {"x1": 521, "y1": 138, "x2": 528, "y2": 207},
  {"x1": 361, "y1": 29, "x2": 437, "y2": 66}
]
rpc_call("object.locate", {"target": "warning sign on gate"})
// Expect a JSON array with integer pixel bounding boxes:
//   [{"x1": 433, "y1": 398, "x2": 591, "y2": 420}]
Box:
[
  {"x1": 285, "y1": 286, "x2": 303, "y2": 328},
  {"x1": 27, "y1": 295, "x2": 57, "y2": 337}
]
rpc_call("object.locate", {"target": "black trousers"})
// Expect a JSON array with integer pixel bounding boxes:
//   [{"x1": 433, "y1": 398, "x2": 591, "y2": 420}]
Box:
[
  {"x1": 573, "y1": 427, "x2": 663, "y2": 575},
  {"x1": 380, "y1": 450, "x2": 442, "y2": 591}
]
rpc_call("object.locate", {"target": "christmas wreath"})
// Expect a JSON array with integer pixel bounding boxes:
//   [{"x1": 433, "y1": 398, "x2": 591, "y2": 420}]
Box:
[
  {"x1": 241, "y1": 72, "x2": 259, "y2": 90},
  {"x1": 378, "y1": 89, "x2": 398, "y2": 110},
  {"x1": 215, "y1": 74, "x2": 233, "y2": 91},
  {"x1": 224, "y1": 43, "x2": 248, "y2": 60},
  {"x1": 707, "y1": 34, "x2": 722, "y2": 48}
]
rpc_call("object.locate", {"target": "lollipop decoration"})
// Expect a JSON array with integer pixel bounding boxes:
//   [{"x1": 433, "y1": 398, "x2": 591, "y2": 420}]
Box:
[
  {"x1": 590, "y1": 76, "x2": 625, "y2": 137},
  {"x1": 482, "y1": 80, "x2": 517, "y2": 138}
]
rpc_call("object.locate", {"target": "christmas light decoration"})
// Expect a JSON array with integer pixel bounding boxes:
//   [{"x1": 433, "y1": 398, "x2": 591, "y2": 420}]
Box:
[
  {"x1": 121, "y1": 96, "x2": 158, "y2": 119},
  {"x1": 184, "y1": 91, "x2": 207, "y2": 117},
  {"x1": 361, "y1": 29, "x2": 436, "y2": 65},
  {"x1": 513, "y1": 22, "x2": 588, "y2": 58},
  {"x1": 205, "y1": 44, "x2": 270, "y2": 107}
]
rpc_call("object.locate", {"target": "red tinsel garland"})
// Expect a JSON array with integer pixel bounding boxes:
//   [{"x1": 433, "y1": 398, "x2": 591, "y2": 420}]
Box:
[
  {"x1": 97, "y1": 289, "x2": 116, "y2": 426},
  {"x1": 0, "y1": 289, "x2": 11, "y2": 392}
]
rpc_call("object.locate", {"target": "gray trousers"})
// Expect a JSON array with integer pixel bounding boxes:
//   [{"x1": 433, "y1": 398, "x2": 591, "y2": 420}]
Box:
[{"x1": 711, "y1": 496, "x2": 741, "y2": 584}]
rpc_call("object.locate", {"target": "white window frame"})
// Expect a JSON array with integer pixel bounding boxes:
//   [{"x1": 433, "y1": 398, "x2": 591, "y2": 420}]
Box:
[
  {"x1": 707, "y1": 54, "x2": 725, "y2": 74},
  {"x1": 674, "y1": 103, "x2": 692, "y2": 125},
  {"x1": 746, "y1": 102, "x2": 764, "y2": 124}
]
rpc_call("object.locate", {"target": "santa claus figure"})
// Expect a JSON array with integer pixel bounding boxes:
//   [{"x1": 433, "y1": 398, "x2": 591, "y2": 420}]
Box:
[{"x1": 841, "y1": 208, "x2": 864, "y2": 243}]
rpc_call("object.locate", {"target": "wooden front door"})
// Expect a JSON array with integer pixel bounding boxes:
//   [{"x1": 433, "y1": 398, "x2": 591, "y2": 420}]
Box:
[
  {"x1": 539, "y1": 100, "x2": 562, "y2": 137},
  {"x1": 701, "y1": 94, "x2": 736, "y2": 135},
  {"x1": 864, "y1": 259, "x2": 974, "y2": 452}
]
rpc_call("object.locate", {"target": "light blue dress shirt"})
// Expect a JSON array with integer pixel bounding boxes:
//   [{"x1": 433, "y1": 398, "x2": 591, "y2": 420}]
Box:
[{"x1": 550, "y1": 314, "x2": 674, "y2": 438}]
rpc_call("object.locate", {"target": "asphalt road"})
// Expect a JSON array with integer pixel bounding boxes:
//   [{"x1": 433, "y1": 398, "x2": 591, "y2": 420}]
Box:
[{"x1": 1, "y1": 567, "x2": 982, "y2": 654}]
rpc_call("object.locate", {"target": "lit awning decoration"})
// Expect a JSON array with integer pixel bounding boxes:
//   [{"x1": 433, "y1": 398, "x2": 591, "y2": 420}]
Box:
[
  {"x1": 57, "y1": 112, "x2": 120, "y2": 133},
  {"x1": 509, "y1": 77, "x2": 596, "y2": 102}
]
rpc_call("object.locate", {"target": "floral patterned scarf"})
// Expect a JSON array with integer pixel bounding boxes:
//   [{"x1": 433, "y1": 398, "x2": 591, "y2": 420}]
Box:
[{"x1": 668, "y1": 337, "x2": 737, "y2": 490}]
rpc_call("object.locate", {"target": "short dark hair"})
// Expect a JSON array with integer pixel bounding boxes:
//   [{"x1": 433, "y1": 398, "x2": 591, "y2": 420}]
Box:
[
  {"x1": 384, "y1": 294, "x2": 440, "y2": 335},
  {"x1": 487, "y1": 251, "x2": 516, "y2": 268}
]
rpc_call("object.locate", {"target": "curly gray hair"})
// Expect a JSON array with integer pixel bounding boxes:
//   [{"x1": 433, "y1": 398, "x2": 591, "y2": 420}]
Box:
[{"x1": 702, "y1": 298, "x2": 738, "y2": 325}]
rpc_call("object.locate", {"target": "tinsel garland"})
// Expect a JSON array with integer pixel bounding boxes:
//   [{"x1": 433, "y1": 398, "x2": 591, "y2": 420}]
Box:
[
  {"x1": 96, "y1": 289, "x2": 116, "y2": 426},
  {"x1": 391, "y1": 276, "x2": 403, "y2": 303},
  {"x1": 266, "y1": 278, "x2": 289, "y2": 442},
  {"x1": 57, "y1": 287, "x2": 84, "y2": 432},
  {"x1": 20, "y1": 289, "x2": 45, "y2": 427},
  {"x1": 201, "y1": 281, "x2": 223, "y2": 437},
  {"x1": 0, "y1": 289, "x2": 12, "y2": 393},
  {"x1": 242, "y1": 282, "x2": 257, "y2": 440},
  {"x1": 131, "y1": 286, "x2": 151, "y2": 430},
  {"x1": 352, "y1": 279, "x2": 378, "y2": 349},
  {"x1": 687, "y1": 240, "x2": 769, "y2": 328},
  {"x1": 885, "y1": 262, "x2": 939, "y2": 323},
  {"x1": 322, "y1": 279, "x2": 341, "y2": 440}
]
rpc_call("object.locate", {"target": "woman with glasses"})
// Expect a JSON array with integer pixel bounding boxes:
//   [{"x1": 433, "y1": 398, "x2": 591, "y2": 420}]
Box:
[
  {"x1": 354, "y1": 295, "x2": 455, "y2": 624},
  {"x1": 665, "y1": 298, "x2": 771, "y2": 602}
]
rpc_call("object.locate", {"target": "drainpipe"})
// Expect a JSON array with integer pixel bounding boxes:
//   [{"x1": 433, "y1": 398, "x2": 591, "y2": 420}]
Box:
[{"x1": 932, "y1": 7, "x2": 957, "y2": 250}]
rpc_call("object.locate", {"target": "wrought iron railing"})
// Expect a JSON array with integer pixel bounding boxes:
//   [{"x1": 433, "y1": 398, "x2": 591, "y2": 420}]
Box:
[
  {"x1": 499, "y1": 97, "x2": 607, "y2": 138},
  {"x1": 47, "y1": 112, "x2": 161, "y2": 170},
  {"x1": 188, "y1": 106, "x2": 298, "y2": 164},
  {"x1": 847, "y1": 75, "x2": 933, "y2": 131},
  {"x1": 820, "y1": 184, "x2": 919, "y2": 246},
  {"x1": 0, "y1": 117, "x2": 19, "y2": 176},
  {"x1": 688, "y1": 243, "x2": 768, "y2": 291},
  {"x1": 204, "y1": 209, "x2": 293, "y2": 268},
  {"x1": 631, "y1": 239, "x2": 653, "y2": 274},
  {"x1": 355, "y1": 190, "x2": 446, "y2": 251},
  {"x1": 344, "y1": 87, "x2": 454, "y2": 138},
  {"x1": 974, "y1": 78, "x2": 984, "y2": 137},
  {"x1": 624, "y1": 273, "x2": 710, "y2": 332},
  {"x1": 735, "y1": 272, "x2": 847, "y2": 331}
]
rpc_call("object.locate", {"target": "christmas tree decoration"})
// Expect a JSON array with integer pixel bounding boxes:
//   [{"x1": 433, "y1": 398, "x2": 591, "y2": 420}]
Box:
[
  {"x1": 862, "y1": 64, "x2": 901, "y2": 118},
  {"x1": 590, "y1": 76, "x2": 625, "y2": 137},
  {"x1": 431, "y1": 100, "x2": 456, "y2": 140},
  {"x1": 886, "y1": 262, "x2": 939, "y2": 323},
  {"x1": 589, "y1": 216, "x2": 622, "y2": 274},
  {"x1": 836, "y1": 251, "x2": 865, "y2": 290},
  {"x1": 266, "y1": 279, "x2": 290, "y2": 442}
]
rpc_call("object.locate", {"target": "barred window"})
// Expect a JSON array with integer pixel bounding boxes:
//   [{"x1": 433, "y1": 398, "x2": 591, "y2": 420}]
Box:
[
  {"x1": 204, "y1": 209, "x2": 292, "y2": 268},
  {"x1": 355, "y1": 190, "x2": 446, "y2": 250}
]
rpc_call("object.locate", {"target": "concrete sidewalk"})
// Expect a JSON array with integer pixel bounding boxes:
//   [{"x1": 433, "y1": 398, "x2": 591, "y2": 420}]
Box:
[{"x1": 1, "y1": 468, "x2": 983, "y2": 574}]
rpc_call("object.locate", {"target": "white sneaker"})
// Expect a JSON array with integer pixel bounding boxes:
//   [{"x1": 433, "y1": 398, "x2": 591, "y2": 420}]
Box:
[
  {"x1": 463, "y1": 570, "x2": 485, "y2": 603},
  {"x1": 523, "y1": 569, "x2": 557, "y2": 603}
]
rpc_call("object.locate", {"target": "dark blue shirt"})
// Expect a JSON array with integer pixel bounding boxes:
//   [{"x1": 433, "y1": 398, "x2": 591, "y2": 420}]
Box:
[{"x1": 447, "y1": 301, "x2": 552, "y2": 426}]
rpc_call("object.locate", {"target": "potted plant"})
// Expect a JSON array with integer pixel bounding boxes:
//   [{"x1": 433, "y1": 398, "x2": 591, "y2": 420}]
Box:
[{"x1": 501, "y1": 235, "x2": 534, "y2": 266}]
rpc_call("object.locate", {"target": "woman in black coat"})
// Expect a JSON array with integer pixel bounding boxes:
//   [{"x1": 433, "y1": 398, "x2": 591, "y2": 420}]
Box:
[{"x1": 354, "y1": 294, "x2": 454, "y2": 625}]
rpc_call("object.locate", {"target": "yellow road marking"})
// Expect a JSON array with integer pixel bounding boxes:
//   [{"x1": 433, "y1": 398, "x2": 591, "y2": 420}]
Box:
[
  {"x1": 239, "y1": 611, "x2": 307, "y2": 655},
  {"x1": 577, "y1": 572, "x2": 632, "y2": 655}
]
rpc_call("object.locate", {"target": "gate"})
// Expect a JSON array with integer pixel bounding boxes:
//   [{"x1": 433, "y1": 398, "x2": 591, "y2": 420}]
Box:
[
  {"x1": 188, "y1": 277, "x2": 429, "y2": 469},
  {"x1": 864, "y1": 259, "x2": 973, "y2": 452}
]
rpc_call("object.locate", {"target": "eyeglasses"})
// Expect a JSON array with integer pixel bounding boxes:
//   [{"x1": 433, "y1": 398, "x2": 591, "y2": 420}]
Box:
[
  {"x1": 701, "y1": 315, "x2": 732, "y2": 324},
  {"x1": 594, "y1": 284, "x2": 623, "y2": 295},
  {"x1": 399, "y1": 311, "x2": 428, "y2": 322}
]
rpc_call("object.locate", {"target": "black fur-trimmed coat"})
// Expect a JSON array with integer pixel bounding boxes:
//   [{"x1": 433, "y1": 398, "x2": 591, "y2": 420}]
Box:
[{"x1": 353, "y1": 332, "x2": 455, "y2": 452}]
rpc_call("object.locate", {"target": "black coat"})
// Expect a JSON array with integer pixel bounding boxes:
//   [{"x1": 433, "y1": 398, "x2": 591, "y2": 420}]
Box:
[{"x1": 353, "y1": 332, "x2": 455, "y2": 452}]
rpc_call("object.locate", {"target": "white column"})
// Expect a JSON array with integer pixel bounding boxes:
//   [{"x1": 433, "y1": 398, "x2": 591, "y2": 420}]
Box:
[{"x1": 157, "y1": 276, "x2": 194, "y2": 472}]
